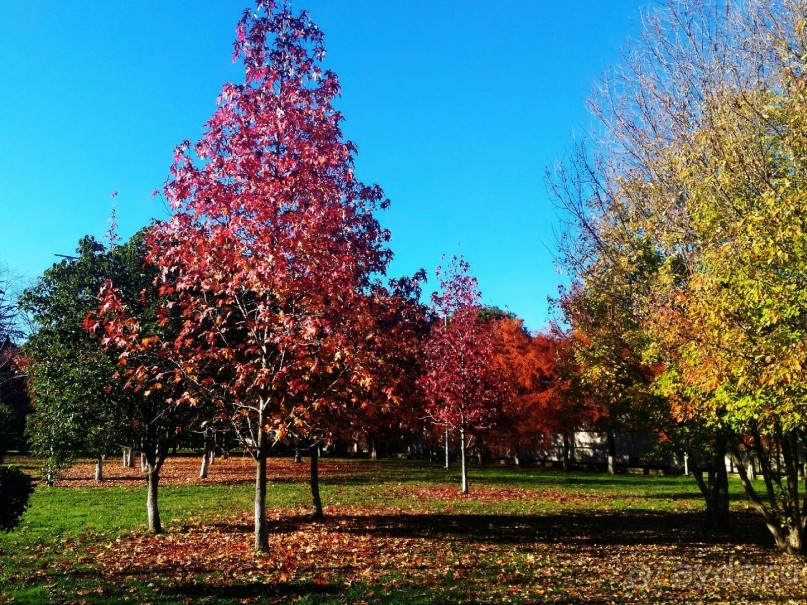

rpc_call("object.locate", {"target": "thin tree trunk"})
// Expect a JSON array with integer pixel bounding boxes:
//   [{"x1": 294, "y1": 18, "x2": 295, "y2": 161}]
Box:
[
  {"x1": 95, "y1": 456, "x2": 104, "y2": 482},
  {"x1": 370, "y1": 439, "x2": 377, "y2": 461},
  {"x1": 562, "y1": 433, "x2": 571, "y2": 470},
  {"x1": 146, "y1": 467, "x2": 161, "y2": 534},
  {"x1": 294, "y1": 441, "x2": 302, "y2": 464},
  {"x1": 731, "y1": 442, "x2": 803, "y2": 554},
  {"x1": 141, "y1": 452, "x2": 147, "y2": 472},
  {"x1": 254, "y1": 452, "x2": 268, "y2": 551},
  {"x1": 311, "y1": 442, "x2": 324, "y2": 519},
  {"x1": 200, "y1": 449, "x2": 210, "y2": 479},
  {"x1": 253, "y1": 416, "x2": 270, "y2": 552},
  {"x1": 713, "y1": 440, "x2": 730, "y2": 527},
  {"x1": 460, "y1": 427, "x2": 468, "y2": 494},
  {"x1": 122, "y1": 448, "x2": 129, "y2": 468},
  {"x1": 606, "y1": 431, "x2": 616, "y2": 475},
  {"x1": 445, "y1": 426, "x2": 450, "y2": 470},
  {"x1": 209, "y1": 449, "x2": 215, "y2": 465}
]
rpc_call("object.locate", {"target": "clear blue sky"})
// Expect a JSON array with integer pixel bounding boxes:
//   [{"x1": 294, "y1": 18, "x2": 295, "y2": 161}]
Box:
[{"x1": 0, "y1": 1, "x2": 647, "y2": 332}]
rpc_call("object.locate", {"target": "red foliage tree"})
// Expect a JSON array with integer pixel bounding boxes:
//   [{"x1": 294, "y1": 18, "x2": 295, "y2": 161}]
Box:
[
  {"x1": 99, "y1": 2, "x2": 392, "y2": 551},
  {"x1": 419, "y1": 257, "x2": 511, "y2": 494}
]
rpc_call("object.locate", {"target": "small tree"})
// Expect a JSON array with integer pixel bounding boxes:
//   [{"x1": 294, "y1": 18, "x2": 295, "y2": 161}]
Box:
[{"x1": 419, "y1": 257, "x2": 511, "y2": 494}]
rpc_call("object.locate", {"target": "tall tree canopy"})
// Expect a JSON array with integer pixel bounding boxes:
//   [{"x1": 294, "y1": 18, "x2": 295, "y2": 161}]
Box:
[
  {"x1": 98, "y1": 1, "x2": 395, "y2": 551},
  {"x1": 553, "y1": 0, "x2": 807, "y2": 552}
]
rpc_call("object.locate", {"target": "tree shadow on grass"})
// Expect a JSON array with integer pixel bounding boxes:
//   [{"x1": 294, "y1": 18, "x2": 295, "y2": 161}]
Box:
[
  {"x1": 273, "y1": 509, "x2": 774, "y2": 552},
  {"x1": 164, "y1": 580, "x2": 340, "y2": 602}
]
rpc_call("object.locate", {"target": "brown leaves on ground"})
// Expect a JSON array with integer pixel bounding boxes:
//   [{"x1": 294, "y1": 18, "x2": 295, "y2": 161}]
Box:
[
  {"x1": 51, "y1": 456, "x2": 376, "y2": 488},
  {"x1": 80, "y1": 508, "x2": 807, "y2": 604}
]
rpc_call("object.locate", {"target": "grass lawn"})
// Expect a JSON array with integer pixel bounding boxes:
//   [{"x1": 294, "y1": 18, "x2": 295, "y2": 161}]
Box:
[{"x1": 1, "y1": 455, "x2": 805, "y2": 604}]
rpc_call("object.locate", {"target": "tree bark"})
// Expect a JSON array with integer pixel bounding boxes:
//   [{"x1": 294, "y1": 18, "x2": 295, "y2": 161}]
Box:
[
  {"x1": 691, "y1": 439, "x2": 731, "y2": 529},
  {"x1": 460, "y1": 427, "x2": 468, "y2": 494},
  {"x1": 200, "y1": 449, "x2": 210, "y2": 479},
  {"x1": 445, "y1": 426, "x2": 450, "y2": 470},
  {"x1": 606, "y1": 431, "x2": 616, "y2": 475},
  {"x1": 95, "y1": 456, "x2": 104, "y2": 482},
  {"x1": 254, "y1": 428, "x2": 269, "y2": 552},
  {"x1": 146, "y1": 467, "x2": 161, "y2": 534},
  {"x1": 370, "y1": 439, "x2": 377, "y2": 461},
  {"x1": 731, "y1": 441, "x2": 804, "y2": 554},
  {"x1": 311, "y1": 442, "x2": 324, "y2": 519},
  {"x1": 562, "y1": 433, "x2": 571, "y2": 470},
  {"x1": 294, "y1": 441, "x2": 302, "y2": 464}
]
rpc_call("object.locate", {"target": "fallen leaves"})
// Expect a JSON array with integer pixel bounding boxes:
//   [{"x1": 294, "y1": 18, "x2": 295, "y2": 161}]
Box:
[
  {"x1": 75, "y1": 508, "x2": 807, "y2": 604},
  {"x1": 48, "y1": 456, "x2": 380, "y2": 488}
]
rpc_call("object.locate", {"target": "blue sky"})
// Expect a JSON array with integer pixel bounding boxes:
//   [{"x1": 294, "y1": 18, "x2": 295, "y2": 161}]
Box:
[{"x1": 0, "y1": 1, "x2": 647, "y2": 332}]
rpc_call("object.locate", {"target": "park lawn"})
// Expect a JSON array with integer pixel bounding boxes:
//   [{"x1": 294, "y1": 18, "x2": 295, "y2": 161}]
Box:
[{"x1": 1, "y1": 456, "x2": 805, "y2": 604}]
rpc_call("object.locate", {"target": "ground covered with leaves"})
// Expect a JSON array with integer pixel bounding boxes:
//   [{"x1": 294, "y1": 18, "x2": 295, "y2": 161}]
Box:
[{"x1": 1, "y1": 456, "x2": 806, "y2": 604}]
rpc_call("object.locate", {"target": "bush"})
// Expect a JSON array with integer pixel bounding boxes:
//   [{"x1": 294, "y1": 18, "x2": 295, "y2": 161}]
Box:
[{"x1": 0, "y1": 466, "x2": 33, "y2": 531}]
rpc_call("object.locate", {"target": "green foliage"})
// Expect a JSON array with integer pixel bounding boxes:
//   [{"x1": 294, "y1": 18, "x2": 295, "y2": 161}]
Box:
[
  {"x1": 21, "y1": 236, "x2": 126, "y2": 469},
  {"x1": 0, "y1": 465, "x2": 33, "y2": 531}
]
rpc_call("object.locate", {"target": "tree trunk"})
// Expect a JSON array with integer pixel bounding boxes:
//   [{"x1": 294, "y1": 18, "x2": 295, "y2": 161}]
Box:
[
  {"x1": 200, "y1": 449, "x2": 210, "y2": 479},
  {"x1": 95, "y1": 456, "x2": 104, "y2": 482},
  {"x1": 606, "y1": 431, "x2": 616, "y2": 475},
  {"x1": 146, "y1": 467, "x2": 162, "y2": 534},
  {"x1": 141, "y1": 452, "x2": 147, "y2": 472},
  {"x1": 311, "y1": 442, "x2": 324, "y2": 519},
  {"x1": 445, "y1": 426, "x2": 450, "y2": 470},
  {"x1": 122, "y1": 448, "x2": 130, "y2": 468},
  {"x1": 208, "y1": 449, "x2": 215, "y2": 465},
  {"x1": 562, "y1": 433, "x2": 571, "y2": 470},
  {"x1": 294, "y1": 441, "x2": 302, "y2": 464},
  {"x1": 692, "y1": 439, "x2": 731, "y2": 529},
  {"x1": 460, "y1": 428, "x2": 468, "y2": 495},
  {"x1": 712, "y1": 442, "x2": 730, "y2": 527},
  {"x1": 731, "y1": 440, "x2": 804, "y2": 555},
  {"x1": 370, "y1": 439, "x2": 377, "y2": 461},
  {"x1": 254, "y1": 450, "x2": 268, "y2": 551}
]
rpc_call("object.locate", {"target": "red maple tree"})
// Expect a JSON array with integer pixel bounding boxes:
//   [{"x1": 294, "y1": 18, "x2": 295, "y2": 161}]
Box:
[
  {"x1": 99, "y1": 1, "x2": 392, "y2": 551},
  {"x1": 419, "y1": 256, "x2": 512, "y2": 494}
]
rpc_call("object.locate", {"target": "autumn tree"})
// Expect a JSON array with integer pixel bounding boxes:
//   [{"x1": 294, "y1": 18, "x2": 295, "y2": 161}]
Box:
[
  {"x1": 552, "y1": 0, "x2": 807, "y2": 550},
  {"x1": 486, "y1": 314, "x2": 564, "y2": 465},
  {"x1": 101, "y1": 2, "x2": 394, "y2": 550},
  {"x1": 420, "y1": 257, "x2": 511, "y2": 494},
  {"x1": 349, "y1": 272, "x2": 429, "y2": 461}
]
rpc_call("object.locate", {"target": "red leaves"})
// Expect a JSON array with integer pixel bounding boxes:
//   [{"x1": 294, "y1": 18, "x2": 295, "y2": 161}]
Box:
[{"x1": 420, "y1": 257, "x2": 512, "y2": 433}]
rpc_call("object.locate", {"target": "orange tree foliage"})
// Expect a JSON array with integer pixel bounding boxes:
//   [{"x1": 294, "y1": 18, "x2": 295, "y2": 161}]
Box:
[
  {"x1": 97, "y1": 1, "x2": 395, "y2": 551},
  {"x1": 485, "y1": 315, "x2": 565, "y2": 462}
]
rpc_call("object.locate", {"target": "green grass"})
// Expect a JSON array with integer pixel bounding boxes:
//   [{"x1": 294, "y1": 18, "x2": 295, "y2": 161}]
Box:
[{"x1": 0, "y1": 457, "x2": 801, "y2": 604}]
